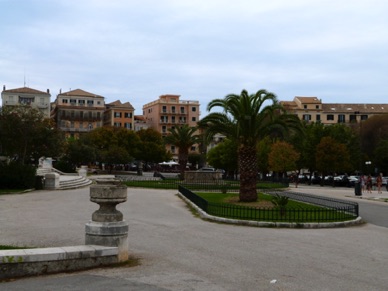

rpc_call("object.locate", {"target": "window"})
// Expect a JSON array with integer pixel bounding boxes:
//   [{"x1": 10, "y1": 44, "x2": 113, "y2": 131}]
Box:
[
  {"x1": 114, "y1": 112, "x2": 122, "y2": 118},
  {"x1": 316, "y1": 105, "x2": 320, "y2": 109},
  {"x1": 302, "y1": 114, "x2": 311, "y2": 121},
  {"x1": 191, "y1": 146, "x2": 196, "y2": 151},
  {"x1": 192, "y1": 107, "x2": 197, "y2": 112},
  {"x1": 172, "y1": 116, "x2": 176, "y2": 123},
  {"x1": 338, "y1": 114, "x2": 345, "y2": 123},
  {"x1": 192, "y1": 117, "x2": 196, "y2": 122},
  {"x1": 79, "y1": 100, "x2": 85, "y2": 105},
  {"x1": 124, "y1": 112, "x2": 132, "y2": 118},
  {"x1": 171, "y1": 146, "x2": 175, "y2": 153},
  {"x1": 80, "y1": 111, "x2": 84, "y2": 118},
  {"x1": 79, "y1": 122, "x2": 83, "y2": 129},
  {"x1": 327, "y1": 114, "x2": 334, "y2": 121},
  {"x1": 87, "y1": 100, "x2": 94, "y2": 106},
  {"x1": 171, "y1": 106, "x2": 176, "y2": 113},
  {"x1": 361, "y1": 115, "x2": 368, "y2": 121},
  {"x1": 62, "y1": 99, "x2": 68, "y2": 104},
  {"x1": 125, "y1": 123, "x2": 132, "y2": 129},
  {"x1": 97, "y1": 112, "x2": 101, "y2": 119},
  {"x1": 349, "y1": 115, "x2": 357, "y2": 122},
  {"x1": 70, "y1": 99, "x2": 76, "y2": 105},
  {"x1": 162, "y1": 106, "x2": 167, "y2": 113},
  {"x1": 19, "y1": 97, "x2": 34, "y2": 105},
  {"x1": 162, "y1": 126, "x2": 167, "y2": 133},
  {"x1": 316, "y1": 114, "x2": 321, "y2": 121},
  {"x1": 71, "y1": 110, "x2": 75, "y2": 118},
  {"x1": 180, "y1": 107, "x2": 185, "y2": 113},
  {"x1": 114, "y1": 122, "x2": 121, "y2": 127},
  {"x1": 304, "y1": 105, "x2": 307, "y2": 109}
]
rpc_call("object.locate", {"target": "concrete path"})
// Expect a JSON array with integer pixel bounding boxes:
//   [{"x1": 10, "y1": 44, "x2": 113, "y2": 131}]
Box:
[{"x1": 1, "y1": 185, "x2": 388, "y2": 290}]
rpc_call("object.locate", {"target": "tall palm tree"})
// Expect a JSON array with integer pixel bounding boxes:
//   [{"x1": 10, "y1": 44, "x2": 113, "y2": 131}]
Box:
[
  {"x1": 164, "y1": 125, "x2": 201, "y2": 179},
  {"x1": 199, "y1": 89, "x2": 302, "y2": 202}
]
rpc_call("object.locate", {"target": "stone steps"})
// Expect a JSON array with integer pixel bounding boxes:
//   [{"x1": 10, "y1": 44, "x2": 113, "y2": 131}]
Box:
[{"x1": 59, "y1": 176, "x2": 93, "y2": 190}]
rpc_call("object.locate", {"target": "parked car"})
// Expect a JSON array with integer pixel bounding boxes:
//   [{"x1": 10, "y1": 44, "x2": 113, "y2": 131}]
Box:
[{"x1": 348, "y1": 176, "x2": 360, "y2": 187}]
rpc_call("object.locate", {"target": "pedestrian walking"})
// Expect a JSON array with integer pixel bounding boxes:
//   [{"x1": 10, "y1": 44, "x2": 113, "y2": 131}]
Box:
[
  {"x1": 376, "y1": 173, "x2": 383, "y2": 194},
  {"x1": 366, "y1": 175, "x2": 373, "y2": 193}
]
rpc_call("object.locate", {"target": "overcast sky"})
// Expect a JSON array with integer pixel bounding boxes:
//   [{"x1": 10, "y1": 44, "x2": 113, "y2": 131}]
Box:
[{"x1": 2, "y1": 0, "x2": 388, "y2": 116}]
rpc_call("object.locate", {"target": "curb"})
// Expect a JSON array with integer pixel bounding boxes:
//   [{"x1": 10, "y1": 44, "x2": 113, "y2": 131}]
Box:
[{"x1": 178, "y1": 193, "x2": 363, "y2": 228}]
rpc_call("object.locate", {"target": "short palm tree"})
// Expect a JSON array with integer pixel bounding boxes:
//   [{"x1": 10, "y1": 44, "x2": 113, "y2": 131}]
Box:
[
  {"x1": 199, "y1": 89, "x2": 302, "y2": 202},
  {"x1": 164, "y1": 125, "x2": 201, "y2": 179}
]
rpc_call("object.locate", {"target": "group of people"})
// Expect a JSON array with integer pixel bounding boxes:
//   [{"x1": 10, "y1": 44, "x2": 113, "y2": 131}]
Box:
[{"x1": 360, "y1": 173, "x2": 384, "y2": 194}]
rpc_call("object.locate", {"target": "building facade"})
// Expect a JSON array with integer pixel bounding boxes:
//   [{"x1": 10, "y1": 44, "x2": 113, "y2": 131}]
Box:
[
  {"x1": 104, "y1": 100, "x2": 135, "y2": 130},
  {"x1": 280, "y1": 96, "x2": 388, "y2": 125},
  {"x1": 50, "y1": 89, "x2": 105, "y2": 138},
  {"x1": 142, "y1": 94, "x2": 200, "y2": 156},
  {"x1": 1, "y1": 86, "x2": 51, "y2": 118}
]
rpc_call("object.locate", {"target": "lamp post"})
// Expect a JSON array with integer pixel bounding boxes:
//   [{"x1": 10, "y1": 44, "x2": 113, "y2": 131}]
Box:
[
  {"x1": 365, "y1": 161, "x2": 372, "y2": 175},
  {"x1": 354, "y1": 111, "x2": 362, "y2": 174}
]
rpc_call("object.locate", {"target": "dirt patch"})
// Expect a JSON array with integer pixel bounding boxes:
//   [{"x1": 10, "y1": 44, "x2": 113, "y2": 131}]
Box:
[{"x1": 224, "y1": 196, "x2": 274, "y2": 209}]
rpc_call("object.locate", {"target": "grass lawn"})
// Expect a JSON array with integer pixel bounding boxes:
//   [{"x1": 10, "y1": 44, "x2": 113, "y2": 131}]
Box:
[{"x1": 194, "y1": 192, "x2": 355, "y2": 223}]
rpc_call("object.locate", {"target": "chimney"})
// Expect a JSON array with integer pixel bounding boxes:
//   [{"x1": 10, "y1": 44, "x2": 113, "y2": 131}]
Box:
[
  {"x1": 47, "y1": 89, "x2": 50, "y2": 94},
  {"x1": 3, "y1": 85, "x2": 5, "y2": 91}
]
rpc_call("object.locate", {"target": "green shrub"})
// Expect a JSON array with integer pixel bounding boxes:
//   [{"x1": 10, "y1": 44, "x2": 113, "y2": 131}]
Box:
[{"x1": 0, "y1": 162, "x2": 36, "y2": 189}]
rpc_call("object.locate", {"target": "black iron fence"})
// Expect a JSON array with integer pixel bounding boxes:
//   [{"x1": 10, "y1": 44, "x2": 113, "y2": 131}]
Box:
[{"x1": 178, "y1": 185, "x2": 359, "y2": 223}]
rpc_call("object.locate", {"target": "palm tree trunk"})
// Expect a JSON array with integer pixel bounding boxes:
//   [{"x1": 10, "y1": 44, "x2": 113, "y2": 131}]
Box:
[
  {"x1": 238, "y1": 145, "x2": 258, "y2": 202},
  {"x1": 178, "y1": 149, "x2": 189, "y2": 180}
]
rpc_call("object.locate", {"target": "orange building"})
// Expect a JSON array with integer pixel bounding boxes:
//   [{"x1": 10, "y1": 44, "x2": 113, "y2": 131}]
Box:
[
  {"x1": 104, "y1": 100, "x2": 135, "y2": 130},
  {"x1": 142, "y1": 94, "x2": 200, "y2": 156}
]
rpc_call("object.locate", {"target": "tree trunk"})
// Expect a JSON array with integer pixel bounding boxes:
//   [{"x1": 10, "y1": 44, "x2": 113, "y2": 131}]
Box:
[
  {"x1": 178, "y1": 149, "x2": 189, "y2": 180},
  {"x1": 238, "y1": 145, "x2": 258, "y2": 202}
]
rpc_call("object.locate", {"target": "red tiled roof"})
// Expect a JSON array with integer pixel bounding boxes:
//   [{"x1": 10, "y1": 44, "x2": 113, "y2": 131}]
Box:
[{"x1": 59, "y1": 89, "x2": 104, "y2": 98}]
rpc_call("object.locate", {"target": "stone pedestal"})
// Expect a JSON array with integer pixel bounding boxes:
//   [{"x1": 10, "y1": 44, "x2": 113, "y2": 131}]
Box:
[
  {"x1": 85, "y1": 179, "x2": 129, "y2": 261},
  {"x1": 44, "y1": 173, "x2": 60, "y2": 190},
  {"x1": 78, "y1": 165, "x2": 87, "y2": 178}
]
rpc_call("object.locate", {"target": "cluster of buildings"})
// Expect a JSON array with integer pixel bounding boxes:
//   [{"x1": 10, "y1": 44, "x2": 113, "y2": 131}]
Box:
[
  {"x1": 1, "y1": 86, "x2": 200, "y2": 156},
  {"x1": 2, "y1": 85, "x2": 388, "y2": 157}
]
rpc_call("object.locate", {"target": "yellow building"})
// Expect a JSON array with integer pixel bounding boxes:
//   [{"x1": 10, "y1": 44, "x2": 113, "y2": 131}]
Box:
[
  {"x1": 51, "y1": 89, "x2": 105, "y2": 138},
  {"x1": 280, "y1": 96, "x2": 388, "y2": 124}
]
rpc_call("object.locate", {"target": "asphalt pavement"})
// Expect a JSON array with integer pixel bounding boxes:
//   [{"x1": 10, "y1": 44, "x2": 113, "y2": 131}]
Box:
[{"x1": 1, "y1": 184, "x2": 388, "y2": 290}]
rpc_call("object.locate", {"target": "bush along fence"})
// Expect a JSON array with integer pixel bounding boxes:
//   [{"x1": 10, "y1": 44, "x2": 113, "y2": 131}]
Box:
[
  {"x1": 178, "y1": 185, "x2": 359, "y2": 223},
  {"x1": 121, "y1": 176, "x2": 288, "y2": 191}
]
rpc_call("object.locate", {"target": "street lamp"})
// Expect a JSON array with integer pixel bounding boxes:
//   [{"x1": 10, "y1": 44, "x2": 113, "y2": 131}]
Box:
[{"x1": 365, "y1": 161, "x2": 372, "y2": 175}]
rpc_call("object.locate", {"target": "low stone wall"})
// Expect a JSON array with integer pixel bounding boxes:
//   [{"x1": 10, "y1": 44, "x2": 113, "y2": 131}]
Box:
[
  {"x1": 0, "y1": 245, "x2": 118, "y2": 280},
  {"x1": 184, "y1": 171, "x2": 222, "y2": 181}
]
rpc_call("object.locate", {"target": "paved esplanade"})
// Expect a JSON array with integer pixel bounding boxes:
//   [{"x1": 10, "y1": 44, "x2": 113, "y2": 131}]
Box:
[{"x1": 1, "y1": 185, "x2": 388, "y2": 290}]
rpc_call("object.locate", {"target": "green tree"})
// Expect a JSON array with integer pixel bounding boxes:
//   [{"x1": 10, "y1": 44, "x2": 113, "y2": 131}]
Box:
[
  {"x1": 207, "y1": 139, "x2": 238, "y2": 177},
  {"x1": 257, "y1": 136, "x2": 272, "y2": 177},
  {"x1": 136, "y1": 128, "x2": 170, "y2": 164},
  {"x1": 200, "y1": 89, "x2": 302, "y2": 202},
  {"x1": 164, "y1": 125, "x2": 200, "y2": 179},
  {"x1": 0, "y1": 106, "x2": 64, "y2": 164},
  {"x1": 87, "y1": 126, "x2": 140, "y2": 164},
  {"x1": 268, "y1": 141, "x2": 300, "y2": 177},
  {"x1": 374, "y1": 139, "x2": 388, "y2": 174},
  {"x1": 316, "y1": 136, "x2": 351, "y2": 183}
]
